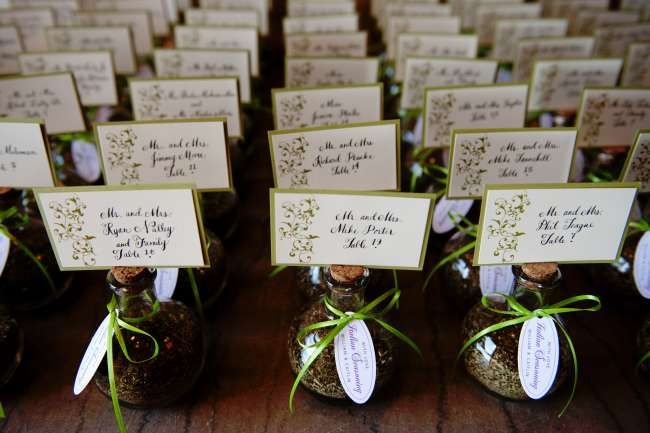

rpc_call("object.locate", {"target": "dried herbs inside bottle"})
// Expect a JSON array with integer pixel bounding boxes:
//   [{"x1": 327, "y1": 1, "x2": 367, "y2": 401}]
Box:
[{"x1": 0, "y1": 305, "x2": 22, "y2": 386}]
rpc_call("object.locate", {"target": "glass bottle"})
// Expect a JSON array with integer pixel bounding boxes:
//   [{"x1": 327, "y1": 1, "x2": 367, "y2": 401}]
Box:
[
  {"x1": 295, "y1": 266, "x2": 391, "y2": 303},
  {"x1": 638, "y1": 314, "x2": 650, "y2": 376},
  {"x1": 94, "y1": 267, "x2": 206, "y2": 407},
  {"x1": 439, "y1": 231, "x2": 481, "y2": 312},
  {"x1": 175, "y1": 229, "x2": 229, "y2": 309},
  {"x1": 288, "y1": 265, "x2": 395, "y2": 400},
  {"x1": 584, "y1": 146, "x2": 629, "y2": 181},
  {"x1": 200, "y1": 191, "x2": 240, "y2": 241},
  {"x1": 0, "y1": 305, "x2": 23, "y2": 387},
  {"x1": 461, "y1": 263, "x2": 570, "y2": 400},
  {"x1": 49, "y1": 133, "x2": 103, "y2": 186}
]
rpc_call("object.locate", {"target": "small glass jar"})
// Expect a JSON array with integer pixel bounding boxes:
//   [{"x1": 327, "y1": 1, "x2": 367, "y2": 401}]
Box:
[
  {"x1": 95, "y1": 267, "x2": 206, "y2": 407},
  {"x1": 175, "y1": 230, "x2": 229, "y2": 309},
  {"x1": 0, "y1": 305, "x2": 23, "y2": 387},
  {"x1": 49, "y1": 133, "x2": 103, "y2": 186},
  {"x1": 200, "y1": 191, "x2": 240, "y2": 241},
  {"x1": 461, "y1": 263, "x2": 570, "y2": 400},
  {"x1": 294, "y1": 266, "x2": 391, "y2": 303},
  {"x1": 439, "y1": 232, "x2": 480, "y2": 312},
  {"x1": 288, "y1": 265, "x2": 395, "y2": 400},
  {"x1": 638, "y1": 314, "x2": 650, "y2": 376}
]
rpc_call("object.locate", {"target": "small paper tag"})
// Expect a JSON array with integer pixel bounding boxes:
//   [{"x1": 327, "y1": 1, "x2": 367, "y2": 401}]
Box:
[
  {"x1": 432, "y1": 197, "x2": 473, "y2": 234},
  {"x1": 479, "y1": 265, "x2": 514, "y2": 296},
  {"x1": 518, "y1": 317, "x2": 560, "y2": 400},
  {"x1": 0, "y1": 232, "x2": 10, "y2": 277},
  {"x1": 633, "y1": 232, "x2": 650, "y2": 299},
  {"x1": 71, "y1": 140, "x2": 101, "y2": 183},
  {"x1": 154, "y1": 267, "x2": 179, "y2": 300},
  {"x1": 73, "y1": 314, "x2": 113, "y2": 395},
  {"x1": 334, "y1": 319, "x2": 376, "y2": 404}
]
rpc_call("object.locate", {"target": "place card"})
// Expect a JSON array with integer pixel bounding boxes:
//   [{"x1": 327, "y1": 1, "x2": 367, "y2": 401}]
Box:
[
  {"x1": 34, "y1": 185, "x2": 209, "y2": 270},
  {"x1": 395, "y1": 34, "x2": 478, "y2": 82},
  {"x1": 129, "y1": 77, "x2": 242, "y2": 138},
  {"x1": 447, "y1": 128, "x2": 577, "y2": 199},
  {"x1": 272, "y1": 84, "x2": 382, "y2": 130},
  {"x1": 283, "y1": 15, "x2": 358, "y2": 35},
  {"x1": 285, "y1": 32, "x2": 367, "y2": 58},
  {"x1": 0, "y1": 119, "x2": 56, "y2": 188},
  {"x1": 492, "y1": 19, "x2": 568, "y2": 62},
  {"x1": 87, "y1": 0, "x2": 169, "y2": 37},
  {"x1": 154, "y1": 49, "x2": 251, "y2": 103},
  {"x1": 594, "y1": 23, "x2": 650, "y2": 58},
  {"x1": 576, "y1": 88, "x2": 650, "y2": 148},
  {"x1": 379, "y1": 3, "x2": 451, "y2": 29},
  {"x1": 474, "y1": 183, "x2": 638, "y2": 265},
  {"x1": 17, "y1": 0, "x2": 79, "y2": 26},
  {"x1": 547, "y1": 0, "x2": 607, "y2": 21},
  {"x1": 19, "y1": 51, "x2": 118, "y2": 107},
  {"x1": 288, "y1": 1, "x2": 355, "y2": 18},
  {"x1": 270, "y1": 189, "x2": 434, "y2": 269},
  {"x1": 71, "y1": 10, "x2": 154, "y2": 56},
  {"x1": 458, "y1": 0, "x2": 525, "y2": 30},
  {"x1": 622, "y1": 42, "x2": 650, "y2": 87},
  {"x1": 513, "y1": 37, "x2": 595, "y2": 83},
  {"x1": 95, "y1": 118, "x2": 232, "y2": 191},
  {"x1": 574, "y1": 10, "x2": 640, "y2": 36},
  {"x1": 44, "y1": 26, "x2": 137, "y2": 75},
  {"x1": 0, "y1": 72, "x2": 85, "y2": 134},
  {"x1": 174, "y1": 26, "x2": 259, "y2": 76},
  {"x1": 285, "y1": 57, "x2": 379, "y2": 87},
  {"x1": 423, "y1": 84, "x2": 528, "y2": 148},
  {"x1": 0, "y1": 25, "x2": 21, "y2": 75},
  {"x1": 475, "y1": 3, "x2": 542, "y2": 46},
  {"x1": 385, "y1": 16, "x2": 461, "y2": 60},
  {"x1": 400, "y1": 58, "x2": 498, "y2": 110},
  {"x1": 268, "y1": 120, "x2": 399, "y2": 190},
  {"x1": 0, "y1": 8, "x2": 54, "y2": 51},
  {"x1": 528, "y1": 58, "x2": 623, "y2": 112},
  {"x1": 197, "y1": 0, "x2": 269, "y2": 36},
  {"x1": 184, "y1": 8, "x2": 260, "y2": 32},
  {"x1": 621, "y1": 130, "x2": 650, "y2": 193}
]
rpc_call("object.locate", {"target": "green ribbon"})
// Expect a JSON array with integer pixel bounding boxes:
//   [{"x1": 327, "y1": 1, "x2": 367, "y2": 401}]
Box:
[
  {"x1": 184, "y1": 268, "x2": 204, "y2": 322},
  {"x1": 457, "y1": 293, "x2": 601, "y2": 417},
  {"x1": 409, "y1": 147, "x2": 448, "y2": 192},
  {"x1": 289, "y1": 286, "x2": 421, "y2": 412},
  {"x1": 628, "y1": 218, "x2": 650, "y2": 237},
  {"x1": 105, "y1": 295, "x2": 160, "y2": 433},
  {"x1": 0, "y1": 206, "x2": 56, "y2": 294},
  {"x1": 637, "y1": 351, "x2": 650, "y2": 371},
  {"x1": 586, "y1": 169, "x2": 615, "y2": 183},
  {"x1": 268, "y1": 264, "x2": 288, "y2": 278},
  {"x1": 0, "y1": 401, "x2": 4, "y2": 418}
]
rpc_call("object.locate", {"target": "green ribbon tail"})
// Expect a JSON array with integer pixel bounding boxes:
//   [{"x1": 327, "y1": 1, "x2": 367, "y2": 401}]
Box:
[
  {"x1": 268, "y1": 265, "x2": 288, "y2": 278},
  {"x1": 0, "y1": 401, "x2": 5, "y2": 418},
  {"x1": 637, "y1": 351, "x2": 650, "y2": 371},
  {"x1": 421, "y1": 240, "x2": 476, "y2": 292},
  {"x1": 1, "y1": 227, "x2": 56, "y2": 294},
  {"x1": 375, "y1": 317, "x2": 422, "y2": 357},
  {"x1": 106, "y1": 301, "x2": 127, "y2": 433},
  {"x1": 185, "y1": 268, "x2": 204, "y2": 322}
]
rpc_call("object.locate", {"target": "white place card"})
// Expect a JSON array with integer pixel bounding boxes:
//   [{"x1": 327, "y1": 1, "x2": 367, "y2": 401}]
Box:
[
  {"x1": 129, "y1": 77, "x2": 242, "y2": 138},
  {"x1": 283, "y1": 14, "x2": 358, "y2": 35},
  {"x1": 95, "y1": 119, "x2": 232, "y2": 191},
  {"x1": 288, "y1": 1, "x2": 355, "y2": 18},
  {"x1": 385, "y1": 16, "x2": 461, "y2": 60},
  {"x1": 447, "y1": 128, "x2": 577, "y2": 199},
  {"x1": 492, "y1": 19, "x2": 568, "y2": 62},
  {"x1": 272, "y1": 84, "x2": 382, "y2": 130},
  {"x1": 71, "y1": 10, "x2": 154, "y2": 56},
  {"x1": 575, "y1": 10, "x2": 640, "y2": 36},
  {"x1": 184, "y1": 8, "x2": 259, "y2": 32},
  {"x1": 270, "y1": 189, "x2": 434, "y2": 269},
  {"x1": 380, "y1": 3, "x2": 451, "y2": 29},
  {"x1": 154, "y1": 49, "x2": 252, "y2": 103},
  {"x1": 44, "y1": 26, "x2": 136, "y2": 75},
  {"x1": 0, "y1": 72, "x2": 85, "y2": 134},
  {"x1": 0, "y1": 8, "x2": 54, "y2": 51},
  {"x1": 0, "y1": 25, "x2": 21, "y2": 75},
  {"x1": 594, "y1": 23, "x2": 650, "y2": 58},
  {"x1": 285, "y1": 57, "x2": 379, "y2": 87},
  {"x1": 0, "y1": 119, "x2": 55, "y2": 188},
  {"x1": 513, "y1": 37, "x2": 595, "y2": 83},
  {"x1": 198, "y1": 0, "x2": 269, "y2": 35},
  {"x1": 621, "y1": 130, "x2": 650, "y2": 193},
  {"x1": 528, "y1": 59, "x2": 623, "y2": 112},
  {"x1": 458, "y1": 0, "x2": 525, "y2": 31},
  {"x1": 16, "y1": 0, "x2": 79, "y2": 26},
  {"x1": 174, "y1": 26, "x2": 259, "y2": 76},
  {"x1": 34, "y1": 185, "x2": 208, "y2": 270},
  {"x1": 622, "y1": 42, "x2": 650, "y2": 87},
  {"x1": 474, "y1": 183, "x2": 638, "y2": 265},
  {"x1": 88, "y1": 0, "x2": 169, "y2": 37},
  {"x1": 19, "y1": 51, "x2": 118, "y2": 106},
  {"x1": 395, "y1": 34, "x2": 478, "y2": 82},
  {"x1": 547, "y1": 0, "x2": 607, "y2": 21},
  {"x1": 423, "y1": 84, "x2": 528, "y2": 148},
  {"x1": 576, "y1": 88, "x2": 650, "y2": 148},
  {"x1": 268, "y1": 120, "x2": 399, "y2": 190},
  {"x1": 400, "y1": 58, "x2": 498, "y2": 110},
  {"x1": 475, "y1": 3, "x2": 542, "y2": 46},
  {"x1": 285, "y1": 32, "x2": 367, "y2": 58}
]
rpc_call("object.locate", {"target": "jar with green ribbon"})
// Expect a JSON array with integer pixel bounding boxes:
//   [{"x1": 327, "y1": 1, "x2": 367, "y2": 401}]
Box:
[{"x1": 94, "y1": 267, "x2": 205, "y2": 408}]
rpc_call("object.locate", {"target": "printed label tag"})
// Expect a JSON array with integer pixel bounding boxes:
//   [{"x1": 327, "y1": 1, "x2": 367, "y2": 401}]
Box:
[
  {"x1": 73, "y1": 314, "x2": 113, "y2": 395},
  {"x1": 633, "y1": 232, "x2": 650, "y2": 299},
  {"x1": 479, "y1": 265, "x2": 515, "y2": 296},
  {"x1": 71, "y1": 140, "x2": 101, "y2": 183},
  {"x1": 432, "y1": 197, "x2": 473, "y2": 234},
  {"x1": 0, "y1": 232, "x2": 9, "y2": 277},
  {"x1": 518, "y1": 317, "x2": 560, "y2": 400},
  {"x1": 334, "y1": 319, "x2": 376, "y2": 404},
  {"x1": 154, "y1": 267, "x2": 179, "y2": 300}
]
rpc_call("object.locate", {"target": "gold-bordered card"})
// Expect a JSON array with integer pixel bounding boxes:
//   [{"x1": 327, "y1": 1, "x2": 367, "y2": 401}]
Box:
[
  {"x1": 284, "y1": 56, "x2": 380, "y2": 88},
  {"x1": 284, "y1": 32, "x2": 367, "y2": 58},
  {"x1": 620, "y1": 129, "x2": 650, "y2": 193}
]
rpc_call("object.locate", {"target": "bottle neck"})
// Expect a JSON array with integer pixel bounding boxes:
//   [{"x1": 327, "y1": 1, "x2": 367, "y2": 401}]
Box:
[
  {"x1": 510, "y1": 265, "x2": 561, "y2": 310},
  {"x1": 108, "y1": 269, "x2": 159, "y2": 320},
  {"x1": 325, "y1": 267, "x2": 368, "y2": 312}
]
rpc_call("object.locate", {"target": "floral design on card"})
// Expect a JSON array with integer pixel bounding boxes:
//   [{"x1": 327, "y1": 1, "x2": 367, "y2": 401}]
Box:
[
  {"x1": 51, "y1": 29, "x2": 73, "y2": 49},
  {"x1": 536, "y1": 65, "x2": 559, "y2": 108},
  {"x1": 49, "y1": 195, "x2": 96, "y2": 266},
  {"x1": 487, "y1": 192, "x2": 530, "y2": 262},
  {"x1": 136, "y1": 85, "x2": 164, "y2": 119},
  {"x1": 456, "y1": 136, "x2": 490, "y2": 196},
  {"x1": 579, "y1": 93, "x2": 608, "y2": 147},
  {"x1": 625, "y1": 44, "x2": 650, "y2": 86},
  {"x1": 289, "y1": 62, "x2": 314, "y2": 87},
  {"x1": 158, "y1": 53, "x2": 183, "y2": 78},
  {"x1": 279, "y1": 95, "x2": 307, "y2": 129},
  {"x1": 629, "y1": 139, "x2": 650, "y2": 187},
  {"x1": 105, "y1": 128, "x2": 141, "y2": 185},
  {"x1": 406, "y1": 63, "x2": 433, "y2": 108},
  {"x1": 279, "y1": 197, "x2": 320, "y2": 263},
  {"x1": 278, "y1": 136, "x2": 311, "y2": 187},
  {"x1": 427, "y1": 93, "x2": 456, "y2": 146}
]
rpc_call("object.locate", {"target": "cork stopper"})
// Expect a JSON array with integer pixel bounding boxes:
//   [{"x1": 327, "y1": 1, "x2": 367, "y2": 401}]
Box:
[
  {"x1": 0, "y1": 187, "x2": 11, "y2": 195},
  {"x1": 521, "y1": 263, "x2": 558, "y2": 283},
  {"x1": 111, "y1": 267, "x2": 147, "y2": 285},
  {"x1": 330, "y1": 265, "x2": 365, "y2": 284}
]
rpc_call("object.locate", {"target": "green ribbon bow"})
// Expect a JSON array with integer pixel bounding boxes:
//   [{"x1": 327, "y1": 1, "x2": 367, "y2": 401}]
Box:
[
  {"x1": 409, "y1": 147, "x2": 449, "y2": 193},
  {"x1": 105, "y1": 296, "x2": 160, "y2": 433},
  {"x1": 0, "y1": 206, "x2": 56, "y2": 293},
  {"x1": 289, "y1": 283, "x2": 421, "y2": 412},
  {"x1": 457, "y1": 293, "x2": 601, "y2": 417}
]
